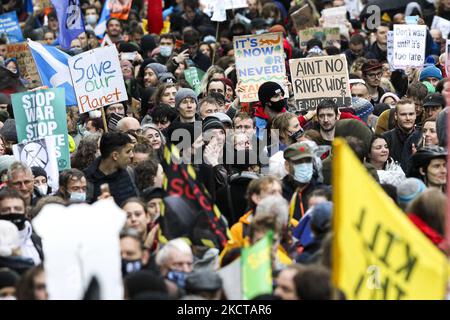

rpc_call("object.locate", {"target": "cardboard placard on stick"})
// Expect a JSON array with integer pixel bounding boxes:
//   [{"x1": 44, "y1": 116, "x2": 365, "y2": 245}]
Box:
[
  {"x1": 298, "y1": 27, "x2": 340, "y2": 50},
  {"x1": 392, "y1": 24, "x2": 426, "y2": 69},
  {"x1": 291, "y1": 4, "x2": 316, "y2": 32},
  {"x1": 289, "y1": 54, "x2": 351, "y2": 111},
  {"x1": 6, "y1": 42, "x2": 42, "y2": 89}
]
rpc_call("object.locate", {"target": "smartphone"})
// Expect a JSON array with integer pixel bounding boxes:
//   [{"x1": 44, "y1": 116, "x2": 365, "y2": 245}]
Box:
[
  {"x1": 100, "y1": 183, "x2": 110, "y2": 194},
  {"x1": 121, "y1": 51, "x2": 137, "y2": 61}
]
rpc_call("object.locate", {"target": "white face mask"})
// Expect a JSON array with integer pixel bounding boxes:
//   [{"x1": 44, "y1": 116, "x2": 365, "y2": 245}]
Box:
[
  {"x1": 85, "y1": 14, "x2": 98, "y2": 25},
  {"x1": 38, "y1": 184, "x2": 48, "y2": 195},
  {"x1": 293, "y1": 162, "x2": 313, "y2": 183},
  {"x1": 70, "y1": 192, "x2": 86, "y2": 203},
  {"x1": 89, "y1": 110, "x2": 102, "y2": 118},
  {"x1": 160, "y1": 45, "x2": 173, "y2": 57}
]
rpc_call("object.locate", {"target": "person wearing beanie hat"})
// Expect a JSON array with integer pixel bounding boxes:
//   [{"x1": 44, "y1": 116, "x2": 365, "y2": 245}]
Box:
[
  {"x1": 361, "y1": 59, "x2": 385, "y2": 105},
  {"x1": 185, "y1": 270, "x2": 223, "y2": 299},
  {"x1": 202, "y1": 116, "x2": 226, "y2": 167},
  {"x1": 158, "y1": 72, "x2": 177, "y2": 84},
  {"x1": 143, "y1": 63, "x2": 167, "y2": 88},
  {"x1": 422, "y1": 93, "x2": 445, "y2": 119},
  {"x1": 351, "y1": 97, "x2": 374, "y2": 124},
  {"x1": 379, "y1": 92, "x2": 400, "y2": 106},
  {"x1": 141, "y1": 34, "x2": 157, "y2": 59},
  {"x1": 397, "y1": 178, "x2": 426, "y2": 211},
  {"x1": 419, "y1": 65, "x2": 442, "y2": 87},
  {"x1": 31, "y1": 166, "x2": 51, "y2": 196},
  {"x1": 175, "y1": 88, "x2": 198, "y2": 123}
]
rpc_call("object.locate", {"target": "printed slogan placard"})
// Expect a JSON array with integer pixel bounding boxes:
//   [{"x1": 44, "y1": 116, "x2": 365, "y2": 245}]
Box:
[
  {"x1": 234, "y1": 33, "x2": 286, "y2": 102},
  {"x1": 6, "y1": 42, "x2": 42, "y2": 89},
  {"x1": 289, "y1": 55, "x2": 351, "y2": 111},
  {"x1": 69, "y1": 45, "x2": 128, "y2": 114},
  {"x1": 12, "y1": 88, "x2": 70, "y2": 171},
  {"x1": 393, "y1": 24, "x2": 426, "y2": 69},
  {"x1": 298, "y1": 27, "x2": 340, "y2": 50}
]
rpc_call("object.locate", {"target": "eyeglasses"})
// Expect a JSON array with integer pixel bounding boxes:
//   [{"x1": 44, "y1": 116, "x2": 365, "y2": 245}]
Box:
[
  {"x1": 11, "y1": 180, "x2": 33, "y2": 187},
  {"x1": 366, "y1": 72, "x2": 383, "y2": 79}
]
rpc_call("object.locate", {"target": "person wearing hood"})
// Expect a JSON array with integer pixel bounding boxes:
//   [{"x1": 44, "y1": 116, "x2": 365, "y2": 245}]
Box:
[
  {"x1": 31, "y1": 167, "x2": 52, "y2": 196},
  {"x1": 142, "y1": 63, "x2": 167, "y2": 89},
  {"x1": 0, "y1": 190, "x2": 43, "y2": 266}
]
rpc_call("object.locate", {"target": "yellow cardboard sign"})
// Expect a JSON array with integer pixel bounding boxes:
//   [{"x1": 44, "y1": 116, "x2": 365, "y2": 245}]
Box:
[{"x1": 332, "y1": 138, "x2": 449, "y2": 300}]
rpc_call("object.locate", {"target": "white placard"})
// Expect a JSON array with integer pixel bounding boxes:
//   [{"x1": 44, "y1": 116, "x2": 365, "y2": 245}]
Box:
[
  {"x1": 393, "y1": 24, "x2": 426, "y2": 69},
  {"x1": 68, "y1": 45, "x2": 128, "y2": 114},
  {"x1": 13, "y1": 136, "x2": 59, "y2": 192},
  {"x1": 322, "y1": 5, "x2": 348, "y2": 37},
  {"x1": 32, "y1": 199, "x2": 126, "y2": 300},
  {"x1": 431, "y1": 16, "x2": 450, "y2": 39}
]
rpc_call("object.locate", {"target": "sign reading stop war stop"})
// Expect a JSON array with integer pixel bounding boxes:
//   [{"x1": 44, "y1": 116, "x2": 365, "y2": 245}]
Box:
[
  {"x1": 289, "y1": 54, "x2": 351, "y2": 111},
  {"x1": 12, "y1": 88, "x2": 70, "y2": 171},
  {"x1": 68, "y1": 45, "x2": 128, "y2": 114}
]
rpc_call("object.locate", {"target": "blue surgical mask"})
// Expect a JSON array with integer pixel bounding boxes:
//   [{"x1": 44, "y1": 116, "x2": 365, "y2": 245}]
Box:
[
  {"x1": 70, "y1": 192, "x2": 86, "y2": 202},
  {"x1": 166, "y1": 270, "x2": 188, "y2": 288},
  {"x1": 293, "y1": 162, "x2": 313, "y2": 183},
  {"x1": 160, "y1": 45, "x2": 173, "y2": 57}
]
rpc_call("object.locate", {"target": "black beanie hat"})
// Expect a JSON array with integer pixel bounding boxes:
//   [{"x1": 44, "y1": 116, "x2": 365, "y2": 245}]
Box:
[
  {"x1": 258, "y1": 81, "x2": 284, "y2": 106},
  {"x1": 202, "y1": 116, "x2": 225, "y2": 132},
  {"x1": 31, "y1": 166, "x2": 47, "y2": 179}
]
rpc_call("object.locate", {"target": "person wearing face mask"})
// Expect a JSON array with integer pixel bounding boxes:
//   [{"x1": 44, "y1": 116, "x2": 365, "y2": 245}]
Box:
[
  {"x1": 282, "y1": 142, "x2": 324, "y2": 220},
  {"x1": 31, "y1": 167, "x2": 52, "y2": 196},
  {"x1": 154, "y1": 33, "x2": 176, "y2": 65},
  {"x1": 83, "y1": 5, "x2": 99, "y2": 32},
  {"x1": 119, "y1": 228, "x2": 150, "y2": 277},
  {"x1": 54, "y1": 169, "x2": 87, "y2": 203},
  {"x1": 0, "y1": 190, "x2": 43, "y2": 265}
]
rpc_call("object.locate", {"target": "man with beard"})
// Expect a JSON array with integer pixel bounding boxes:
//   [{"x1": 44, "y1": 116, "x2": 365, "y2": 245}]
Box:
[{"x1": 316, "y1": 100, "x2": 340, "y2": 145}]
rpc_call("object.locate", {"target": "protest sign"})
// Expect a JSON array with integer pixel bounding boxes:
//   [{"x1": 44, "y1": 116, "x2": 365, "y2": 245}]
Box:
[
  {"x1": 289, "y1": 54, "x2": 351, "y2": 111},
  {"x1": 13, "y1": 136, "x2": 59, "y2": 192},
  {"x1": 298, "y1": 27, "x2": 340, "y2": 50},
  {"x1": 291, "y1": 4, "x2": 316, "y2": 31},
  {"x1": 431, "y1": 16, "x2": 450, "y2": 39},
  {"x1": 405, "y1": 15, "x2": 419, "y2": 25},
  {"x1": 241, "y1": 231, "x2": 273, "y2": 300},
  {"x1": 12, "y1": 88, "x2": 70, "y2": 171},
  {"x1": 6, "y1": 42, "x2": 42, "y2": 89},
  {"x1": 345, "y1": 0, "x2": 362, "y2": 20},
  {"x1": 322, "y1": 5, "x2": 348, "y2": 36},
  {"x1": 68, "y1": 45, "x2": 128, "y2": 114},
  {"x1": 387, "y1": 31, "x2": 396, "y2": 71},
  {"x1": 0, "y1": 11, "x2": 24, "y2": 43},
  {"x1": 234, "y1": 33, "x2": 286, "y2": 102},
  {"x1": 33, "y1": 199, "x2": 126, "y2": 299},
  {"x1": 332, "y1": 139, "x2": 449, "y2": 300},
  {"x1": 184, "y1": 67, "x2": 205, "y2": 95},
  {"x1": 393, "y1": 24, "x2": 426, "y2": 69},
  {"x1": 225, "y1": 0, "x2": 248, "y2": 9}
]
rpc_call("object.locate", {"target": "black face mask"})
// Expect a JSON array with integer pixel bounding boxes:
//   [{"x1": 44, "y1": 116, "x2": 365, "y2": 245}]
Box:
[
  {"x1": 0, "y1": 213, "x2": 27, "y2": 230},
  {"x1": 289, "y1": 128, "x2": 304, "y2": 143},
  {"x1": 121, "y1": 259, "x2": 142, "y2": 276},
  {"x1": 268, "y1": 99, "x2": 287, "y2": 112}
]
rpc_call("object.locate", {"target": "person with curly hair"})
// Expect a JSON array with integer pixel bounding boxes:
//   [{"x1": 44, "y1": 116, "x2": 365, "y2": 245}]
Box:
[{"x1": 71, "y1": 133, "x2": 102, "y2": 170}]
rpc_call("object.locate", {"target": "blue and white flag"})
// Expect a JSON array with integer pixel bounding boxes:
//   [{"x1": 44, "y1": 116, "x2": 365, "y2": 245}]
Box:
[
  {"x1": 24, "y1": 0, "x2": 33, "y2": 14},
  {"x1": 94, "y1": 0, "x2": 110, "y2": 39},
  {"x1": 51, "y1": 0, "x2": 85, "y2": 49},
  {"x1": 27, "y1": 39, "x2": 77, "y2": 106}
]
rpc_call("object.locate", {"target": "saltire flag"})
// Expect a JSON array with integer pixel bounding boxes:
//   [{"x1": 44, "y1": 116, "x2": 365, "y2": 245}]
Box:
[
  {"x1": 50, "y1": 0, "x2": 85, "y2": 49},
  {"x1": 94, "y1": 0, "x2": 110, "y2": 38},
  {"x1": 160, "y1": 143, "x2": 231, "y2": 250},
  {"x1": 147, "y1": 0, "x2": 163, "y2": 34},
  {"x1": 27, "y1": 39, "x2": 77, "y2": 106},
  {"x1": 241, "y1": 231, "x2": 273, "y2": 300},
  {"x1": 332, "y1": 138, "x2": 449, "y2": 300}
]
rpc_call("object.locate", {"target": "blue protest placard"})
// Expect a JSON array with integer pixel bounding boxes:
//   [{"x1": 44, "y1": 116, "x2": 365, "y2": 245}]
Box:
[{"x1": 0, "y1": 11, "x2": 24, "y2": 43}]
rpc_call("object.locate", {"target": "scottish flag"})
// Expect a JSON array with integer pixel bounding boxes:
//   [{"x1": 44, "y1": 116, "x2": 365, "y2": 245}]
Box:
[
  {"x1": 94, "y1": 0, "x2": 110, "y2": 38},
  {"x1": 27, "y1": 39, "x2": 77, "y2": 106},
  {"x1": 51, "y1": 0, "x2": 85, "y2": 49}
]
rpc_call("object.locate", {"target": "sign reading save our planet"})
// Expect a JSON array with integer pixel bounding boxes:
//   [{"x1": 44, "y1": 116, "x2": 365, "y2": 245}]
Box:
[
  {"x1": 234, "y1": 33, "x2": 286, "y2": 103},
  {"x1": 68, "y1": 45, "x2": 128, "y2": 114}
]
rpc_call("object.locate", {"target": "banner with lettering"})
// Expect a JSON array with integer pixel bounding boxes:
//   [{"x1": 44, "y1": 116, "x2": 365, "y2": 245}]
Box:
[
  {"x1": 332, "y1": 138, "x2": 449, "y2": 300},
  {"x1": 289, "y1": 54, "x2": 351, "y2": 111},
  {"x1": 0, "y1": 11, "x2": 24, "y2": 43},
  {"x1": 6, "y1": 42, "x2": 42, "y2": 89},
  {"x1": 12, "y1": 88, "x2": 70, "y2": 171},
  {"x1": 234, "y1": 33, "x2": 286, "y2": 102},
  {"x1": 68, "y1": 45, "x2": 128, "y2": 114},
  {"x1": 298, "y1": 27, "x2": 340, "y2": 50},
  {"x1": 392, "y1": 24, "x2": 426, "y2": 69}
]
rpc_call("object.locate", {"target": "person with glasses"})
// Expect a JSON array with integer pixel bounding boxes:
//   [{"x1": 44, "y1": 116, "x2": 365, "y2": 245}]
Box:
[{"x1": 361, "y1": 60, "x2": 386, "y2": 106}]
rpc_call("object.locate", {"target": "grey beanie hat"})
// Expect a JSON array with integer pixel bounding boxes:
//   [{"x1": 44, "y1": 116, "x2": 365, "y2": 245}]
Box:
[
  {"x1": 175, "y1": 88, "x2": 198, "y2": 109},
  {"x1": 397, "y1": 178, "x2": 426, "y2": 210},
  {"x1": 145, "y1": 63, "x2": 167, "y2": 77},
  {"x1": 0, "y1": 93, "x2": 11, "y2": 105}
]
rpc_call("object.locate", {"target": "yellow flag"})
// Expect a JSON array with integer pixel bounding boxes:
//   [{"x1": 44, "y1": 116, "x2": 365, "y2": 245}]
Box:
[{"x1": 332, "y1": 138, "x2": 449, "y2": 300}]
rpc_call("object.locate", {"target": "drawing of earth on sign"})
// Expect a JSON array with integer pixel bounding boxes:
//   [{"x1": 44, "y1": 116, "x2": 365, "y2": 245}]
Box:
[{"x1": 18, "y1": 140, "x2": 49, "y2": 168}]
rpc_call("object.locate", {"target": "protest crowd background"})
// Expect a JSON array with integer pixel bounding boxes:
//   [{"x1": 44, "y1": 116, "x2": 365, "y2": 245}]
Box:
[{"x1": 0, "y1": 0, "x2": 450, "y2": 301}]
